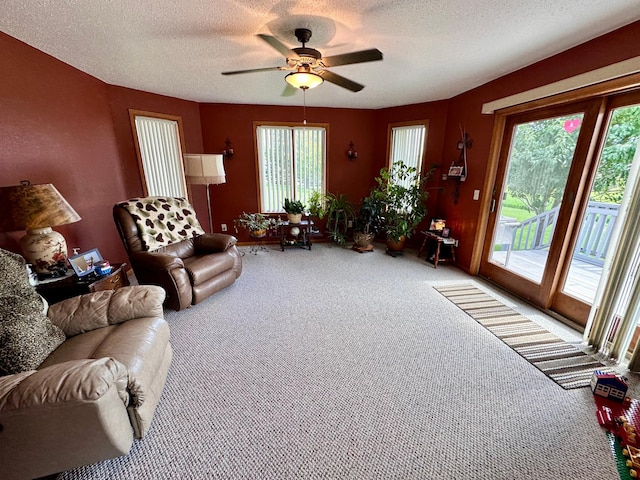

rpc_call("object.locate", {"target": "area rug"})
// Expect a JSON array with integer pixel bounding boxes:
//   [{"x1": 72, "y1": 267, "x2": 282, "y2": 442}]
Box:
[{"x1": 435, "y1": 283, "x2": 615, "y2": 389}]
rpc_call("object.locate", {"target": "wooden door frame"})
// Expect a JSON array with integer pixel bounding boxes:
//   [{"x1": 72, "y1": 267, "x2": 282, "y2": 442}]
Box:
[{"x1": 479, "y1": 99, "x2": 604, "y2": 311}]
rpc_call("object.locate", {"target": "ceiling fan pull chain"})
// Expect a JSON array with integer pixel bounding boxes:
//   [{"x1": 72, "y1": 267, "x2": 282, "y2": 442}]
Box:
[{"x1": 303, "y1": 88, "x2": 307, "y2": 125}]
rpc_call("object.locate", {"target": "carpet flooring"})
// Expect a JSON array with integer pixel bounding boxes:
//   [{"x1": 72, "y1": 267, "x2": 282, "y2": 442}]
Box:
[
  {"x1": 435, "y1": 284, "x2": 616, "y2": 389},
  {"x1": 57, "y1": 243, "x2": 625, "y2": 479}
]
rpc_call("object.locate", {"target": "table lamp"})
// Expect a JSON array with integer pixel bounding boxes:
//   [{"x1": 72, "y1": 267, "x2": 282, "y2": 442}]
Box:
[{"x1": 0, "y1": 181, "x2": 81, "y2": 277}]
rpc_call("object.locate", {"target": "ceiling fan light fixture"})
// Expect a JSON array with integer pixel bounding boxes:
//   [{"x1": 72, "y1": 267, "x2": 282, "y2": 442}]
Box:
[{"x1": 285, "y1": 71, "x2": 324, "y2": 90}]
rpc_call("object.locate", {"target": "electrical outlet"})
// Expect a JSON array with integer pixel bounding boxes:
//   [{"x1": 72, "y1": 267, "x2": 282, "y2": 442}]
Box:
[
  {"x1": 473, "y1": 189, "x2": 480, "y2": 200},
  {"x1": 347, "y1": 220, "x2": 353, "y2": 228},
  {"x1": 221, "y1": 224, "x2": 227, "y2": 232}
]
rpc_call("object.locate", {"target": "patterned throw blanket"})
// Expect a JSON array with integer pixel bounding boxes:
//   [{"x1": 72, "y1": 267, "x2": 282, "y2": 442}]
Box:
[{"x1": 118, "y1": 197, "x2": 205, "y2": 252}]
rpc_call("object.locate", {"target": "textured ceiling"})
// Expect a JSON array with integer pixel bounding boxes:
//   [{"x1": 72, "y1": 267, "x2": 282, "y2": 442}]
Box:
[{"x1": 2, "y1": 0, "x2": 640, "y2": 109}]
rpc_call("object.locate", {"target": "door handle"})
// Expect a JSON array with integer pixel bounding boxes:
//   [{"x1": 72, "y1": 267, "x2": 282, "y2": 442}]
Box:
[{"x1": 490, "y1": 198, "x2": 496, "y2": 213}]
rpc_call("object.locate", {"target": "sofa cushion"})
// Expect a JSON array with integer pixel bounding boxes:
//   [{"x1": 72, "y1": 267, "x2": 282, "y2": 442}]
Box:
[
  {"x1": 0, "y1": 308, "x2": 66, "y2": 376},
  {"x1": 184, "y1": 252, "x2": 236, "y2": 285},
  {"x1": 0, "y1": 249, "x2": 65, "y2": 375},
  {"x1": 117, "y1": 197, "x2": 205, "y2": 251}
]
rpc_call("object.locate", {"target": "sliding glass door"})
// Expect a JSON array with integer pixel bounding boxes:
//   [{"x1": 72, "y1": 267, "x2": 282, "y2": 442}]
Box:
[{"x1": 482, "y1": 92, "x2": 640, "y2": 328}]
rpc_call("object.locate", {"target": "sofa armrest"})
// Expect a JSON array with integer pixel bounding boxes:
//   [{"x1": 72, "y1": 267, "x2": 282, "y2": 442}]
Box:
[
  {"x1": 0, "y1": 358, "x2": 134, "y2": 479},
  {"x1": 0, "y1": 357, "x2": 129, "y2": 410},
  {"x1": 129, "y1": 250, "x2": 185, "y2": 270},
  {"x1": 194, "y1": 233, "x2": 237, "y2": 253},
  {"x1": 47, "y1": 285, "x2": 166, "y2": 337}
]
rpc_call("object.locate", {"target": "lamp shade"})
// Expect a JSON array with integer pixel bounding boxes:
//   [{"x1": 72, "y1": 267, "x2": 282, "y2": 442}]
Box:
[
  {"x1": 184, "y1": 154, "x2": 226, "y2": 185},
  {"x1": 0, "y1": 182, "x2": 81, "y2": 276},
  {"x1": 285, "y1": 71, "x2": 324, "y2": 90},
  {"x1": 0, "y1": 183, "x2": 81, "y2": 232}
]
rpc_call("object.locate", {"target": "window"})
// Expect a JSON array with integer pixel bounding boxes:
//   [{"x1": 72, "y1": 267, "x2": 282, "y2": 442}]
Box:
[
  {"x1": 129, "y1": 110, "x2": 187, "y2": 198},
  {"x1": 256, "y1": 124, "x2": 326, "y2": 213},
  {"x1": 388, "y1": 121, "x2": 428, "y2": 187}
]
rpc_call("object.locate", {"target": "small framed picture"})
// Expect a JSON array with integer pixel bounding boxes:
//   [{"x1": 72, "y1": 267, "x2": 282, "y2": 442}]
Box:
[
  {"x1": 448, "y1": 165, "x2": 464, "y2": 177},
  {"x1": 441, "y1": 227, "x2": 451, "y2": 238},
  {"x1": 69, "y1": 248, "x2": 103, "y2": 277}
]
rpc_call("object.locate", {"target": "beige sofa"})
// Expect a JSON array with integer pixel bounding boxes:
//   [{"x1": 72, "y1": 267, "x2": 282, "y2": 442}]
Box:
[{"x1": 0, "y1": 285, "x2": 172, "y2": 480}]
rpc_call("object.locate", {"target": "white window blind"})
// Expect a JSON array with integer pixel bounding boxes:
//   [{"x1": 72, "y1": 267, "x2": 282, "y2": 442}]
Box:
[
  {"x1": 257, "y1": 125, "x2": 326, "y2": 212},
  {"x1": 389, "y1": 124, "x2": 426, "y2": 188},
  {"x1": 134, "y1": 115, "x2": 186, "y2": 197}
]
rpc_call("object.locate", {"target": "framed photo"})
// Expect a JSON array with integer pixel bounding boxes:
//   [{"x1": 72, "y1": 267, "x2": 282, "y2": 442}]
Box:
[
  {"x1": 441, "y1": 227, "x2": 451, "y2": 238},
  {"x1": 69, "y1": 248, "x2": 103, "y2": 277},
  {"x1": 448, "y1": 165, "x2": 464, "y2": 177},
  {"x1": 429, "y1": 218, "x2": 446, "y2": 232}
]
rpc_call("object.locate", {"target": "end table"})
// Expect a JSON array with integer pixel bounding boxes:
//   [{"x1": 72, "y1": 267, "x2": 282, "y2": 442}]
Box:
[{"x1": 36, "y1": 263, "x2": 130, "y2": 304}]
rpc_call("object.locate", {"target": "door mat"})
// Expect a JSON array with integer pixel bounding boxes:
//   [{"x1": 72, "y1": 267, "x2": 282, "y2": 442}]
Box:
[{"x1": 435, "y1": 284, "x2": 615, "y2": 389}]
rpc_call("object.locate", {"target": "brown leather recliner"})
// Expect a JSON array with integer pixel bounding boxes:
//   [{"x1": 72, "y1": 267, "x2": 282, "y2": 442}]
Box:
[{"x1": 113, "y1": 196, "x2": 242, "y2": 311}]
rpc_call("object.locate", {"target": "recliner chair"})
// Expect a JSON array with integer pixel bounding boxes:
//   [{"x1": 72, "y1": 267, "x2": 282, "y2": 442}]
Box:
[{"x1": 113, "y1": 196, "x2": 242, "y2": 311}]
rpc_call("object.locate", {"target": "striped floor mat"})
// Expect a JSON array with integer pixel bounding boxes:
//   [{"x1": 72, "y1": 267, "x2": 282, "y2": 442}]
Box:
[{"x1": 435, "y1": 284, "x2": 615, "y2": 389}]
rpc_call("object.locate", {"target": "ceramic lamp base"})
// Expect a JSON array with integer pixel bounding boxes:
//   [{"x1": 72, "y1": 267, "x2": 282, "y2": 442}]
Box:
[{"x1": 19, "y1": 227, "x2": 69, "y2": 276}]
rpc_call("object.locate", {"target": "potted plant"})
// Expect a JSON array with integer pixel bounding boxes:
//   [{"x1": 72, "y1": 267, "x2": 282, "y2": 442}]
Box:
[
  {"x1": 283, "y1": 198, "x2": 305, "y2": 224},
  {"x1": 324, "y1": 192, "x2": 355, "y2": 246},
  {"x1": 370, "y1": 161, "x2": 433, "y2": 252},
  {"x1": 234, "y1": 212, "x2": 277, "y2": 238},
  {"x1": 352, "y1": 194, "x2": 384, "y2": 250}
]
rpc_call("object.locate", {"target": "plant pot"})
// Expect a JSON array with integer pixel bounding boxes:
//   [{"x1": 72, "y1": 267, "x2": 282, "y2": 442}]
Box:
[
  {"x1": 250, "y1": 229, "x2": 267, "y2": 238},
  {"x1": 353, "y1": 232, "x2": 375, "y2": 249},
  {"x1": 386, "y1": 235, "x2": 406, "y2": 252},
  {"x1": 287, "y1": 213, "x2": 302, "y2": 224}
]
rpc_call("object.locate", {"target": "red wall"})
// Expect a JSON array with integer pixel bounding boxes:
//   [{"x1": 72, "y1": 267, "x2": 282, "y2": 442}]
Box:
[
  {"x1": 374, "y1": 101, "x2": 450, "y2": 247},
  {"x1": 0, "y1": 32, "x2": 126, "y2": 263},
  {"x1": 199, "y1": 103, "x2": 382, "y2": 241},
  {"x1": 3, "y1": 19, "x2": 640, "y2": 270},
  {"x1": 106, "y1": 85, "x2": 203, "y2": 199},
  {"x1": 439, "y1": 20, "x2": 640, "y2": 271},
  {"x1": 0, "y1": 32, "x2": 204, "y2": 264}
]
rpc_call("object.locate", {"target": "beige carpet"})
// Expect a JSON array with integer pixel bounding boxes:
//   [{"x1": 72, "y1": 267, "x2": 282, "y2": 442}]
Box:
[
  {"x1": 435, "y1": 283, "x2": 616, "y2": 389},
  {"x1": 57, "y1": 244, "x2": 622, "y2": 479}
]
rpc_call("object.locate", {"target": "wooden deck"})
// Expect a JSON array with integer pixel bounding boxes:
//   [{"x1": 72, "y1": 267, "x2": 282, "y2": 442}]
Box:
[{"x1": 490, "y1": 249, "x2": 601, "y2": 303}]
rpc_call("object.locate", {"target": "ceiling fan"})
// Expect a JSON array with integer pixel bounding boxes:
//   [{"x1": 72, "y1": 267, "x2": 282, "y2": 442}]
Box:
[{"x1": 221, "y1": 28, "x2": 383, "y2": 93}]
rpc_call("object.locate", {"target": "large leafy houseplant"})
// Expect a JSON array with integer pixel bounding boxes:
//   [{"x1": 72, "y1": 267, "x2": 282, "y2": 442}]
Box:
[
  {"x1": 306, "y1": 191, "x2": 355, "y2": 246},
  {"x1": 370, "y1": 161, "x2": 432, "y2": 247}
]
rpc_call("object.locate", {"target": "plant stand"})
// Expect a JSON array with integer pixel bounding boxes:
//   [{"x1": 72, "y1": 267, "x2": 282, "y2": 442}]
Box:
[{"x1": 248, "y1": 236, "x2": 269, "y2": 255}]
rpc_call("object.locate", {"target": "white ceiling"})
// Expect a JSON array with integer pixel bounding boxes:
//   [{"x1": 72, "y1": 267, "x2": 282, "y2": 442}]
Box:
[{"x1": 2, "y1": 1, "x2": 640, "y2": 109}]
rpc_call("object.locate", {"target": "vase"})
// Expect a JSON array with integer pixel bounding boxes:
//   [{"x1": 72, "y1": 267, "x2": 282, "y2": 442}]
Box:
[
  {"x1": 353, "y1": 232, "x2": 375, "y2": 248},
  {"x1": 287, "y1": 213, "x2": 302, "y2": 224},
  {"x1": 386, "y1": 235, "x2": 406, "y2": 252},
  {"x1": 250, "y1": 229, "x2": 267, "y2": 238}
]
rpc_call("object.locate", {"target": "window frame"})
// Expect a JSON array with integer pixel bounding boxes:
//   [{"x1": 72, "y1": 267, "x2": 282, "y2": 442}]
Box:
[
  {"x1": 129, "y1": 109, "x2": 188, "y2": 199},
  {"x1": 386, "y1": 120, "x2": 429, "y2": 181},
  {"x1": 254, "y1": 121, "x2": 329, "y2": 213}
]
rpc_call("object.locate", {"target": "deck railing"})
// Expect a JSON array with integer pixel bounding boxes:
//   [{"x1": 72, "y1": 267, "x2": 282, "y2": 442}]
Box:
[{"x1": 507, "y1": 201, "x2": 619, "y2": 266}]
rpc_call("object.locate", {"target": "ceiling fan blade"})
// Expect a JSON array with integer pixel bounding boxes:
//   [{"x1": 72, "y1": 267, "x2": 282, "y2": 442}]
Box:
[
  {"x1": 317, "y1": 70, "x2": 364, "y2": 92},
  {"x1": 281, "y1": 84, "x2": 298, "y2": 97},
  {"x1": 321, "y1": 49, "x2": 383, "y2": 67},
  {"x1": 221, "y1": 66, "x2": 284, "y2": 75},
  {"x1": 257, "y1": 34, "x2": 298, "y2": 59}
]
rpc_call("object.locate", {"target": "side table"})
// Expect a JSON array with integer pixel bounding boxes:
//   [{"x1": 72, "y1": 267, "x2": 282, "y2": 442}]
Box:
[
  {"x1": 418, "y1": 231, "x2": 457, "y2": 268},
  {"x1": 36, "y1": 263, "x2": 130, "y2": 304},
  {"x1": 276, "y1": 219, "x2": 315, "y2": 251}
]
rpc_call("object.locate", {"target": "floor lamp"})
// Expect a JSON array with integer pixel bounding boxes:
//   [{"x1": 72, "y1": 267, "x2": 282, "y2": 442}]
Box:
[{"x1": 183, "y1": 154, "x2": 226, "y2": 233}]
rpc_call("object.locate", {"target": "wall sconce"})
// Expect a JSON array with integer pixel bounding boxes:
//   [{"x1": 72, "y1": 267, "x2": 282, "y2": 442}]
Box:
[
  {"x1": 223, "y1": 139, "x2": 234, "y2": 160},
  {"x1": 347, "y1": 141, "x2": 358, "y2": 160}
]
